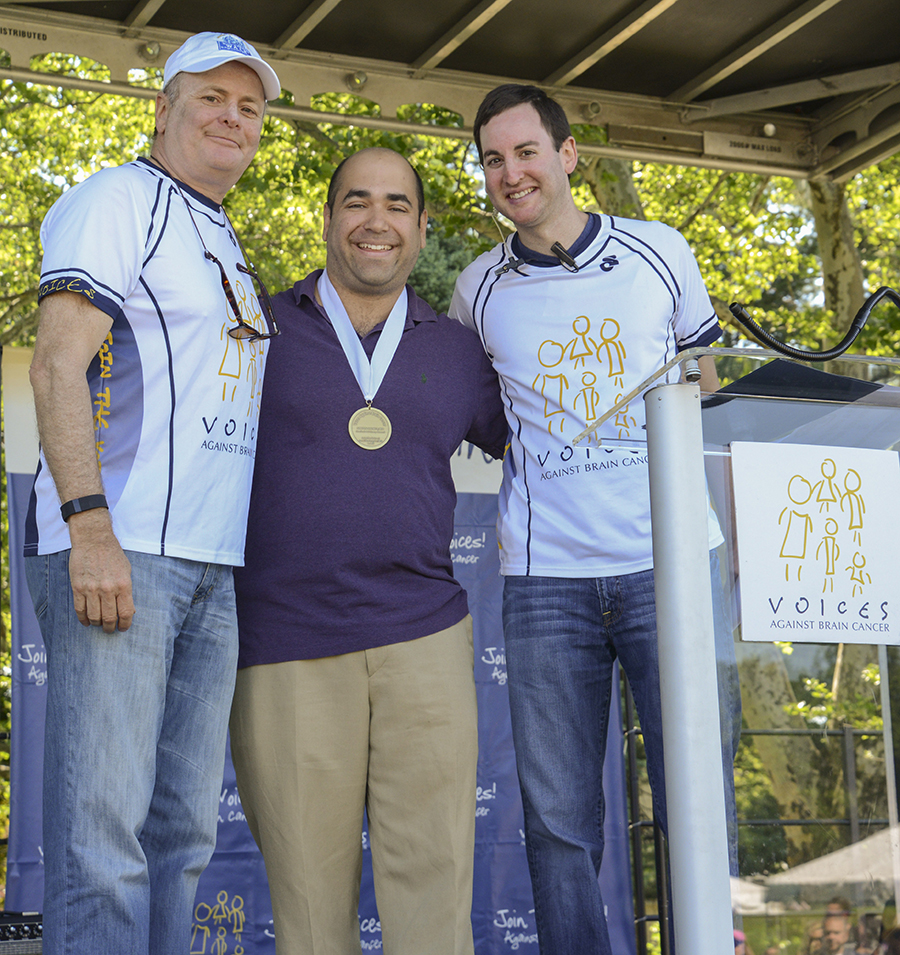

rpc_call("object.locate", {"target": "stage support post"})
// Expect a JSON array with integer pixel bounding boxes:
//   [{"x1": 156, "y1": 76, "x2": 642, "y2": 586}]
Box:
[{"x1": 644, "y1": 381, "x2": 733, "y2": 953}]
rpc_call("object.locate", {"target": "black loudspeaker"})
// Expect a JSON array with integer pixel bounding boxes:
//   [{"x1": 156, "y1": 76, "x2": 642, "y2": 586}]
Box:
[{"x1": 0, "y1": 912, "x2": 42, "y2": 953}]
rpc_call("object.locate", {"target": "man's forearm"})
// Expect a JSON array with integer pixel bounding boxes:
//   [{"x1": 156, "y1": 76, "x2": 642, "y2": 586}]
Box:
[
  {"x1": 698, "y1": 354, "x2": 720, "y2": 394},
  {"x1": 29, "y1": 290, "x2": 113, "y2": 506},
  {"x1": 31, "y1": 367, "x2": 105, "y2": 504}
]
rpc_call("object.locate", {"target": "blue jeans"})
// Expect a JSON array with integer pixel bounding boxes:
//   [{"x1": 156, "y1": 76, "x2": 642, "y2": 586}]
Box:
[
  {"x1": 25, "y1": 550, "x2": 239, "y2": 955},
  {"x1": 502, "y1": 552, "x2": 741, "y2": 955}
]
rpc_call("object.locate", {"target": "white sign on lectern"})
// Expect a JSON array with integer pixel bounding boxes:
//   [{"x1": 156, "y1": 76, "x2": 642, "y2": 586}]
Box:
[{"x1": 731, "y1": 441, "x2": 900, "y2": 643}]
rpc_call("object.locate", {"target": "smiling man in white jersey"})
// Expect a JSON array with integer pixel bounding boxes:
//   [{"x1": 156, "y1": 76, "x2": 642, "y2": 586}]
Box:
[
  {"x1": 449, "y1": 83, "x2": 741, "y2": 955},
  {"x1": 25, "y1": 32, "x2": 280, "y2": 955}
]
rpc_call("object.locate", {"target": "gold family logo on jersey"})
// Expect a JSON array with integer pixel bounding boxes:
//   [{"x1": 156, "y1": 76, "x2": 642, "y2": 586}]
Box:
[
  {"x1": 217, "y1": 272, "x2": 266, "y2": 417},
  {"x1": 532, "y1": 315, "x2": 634, "y2": 437}
]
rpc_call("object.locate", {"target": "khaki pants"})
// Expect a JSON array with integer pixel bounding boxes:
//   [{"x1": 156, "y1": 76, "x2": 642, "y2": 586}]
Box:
[{"x1": 230, "y1": 616, "x2": 478, "y2": 955}]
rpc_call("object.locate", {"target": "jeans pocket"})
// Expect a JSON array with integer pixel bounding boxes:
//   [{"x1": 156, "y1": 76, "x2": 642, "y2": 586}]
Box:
[{"x1": 24, "y1": 554, "x2": 50, "y2": 619}]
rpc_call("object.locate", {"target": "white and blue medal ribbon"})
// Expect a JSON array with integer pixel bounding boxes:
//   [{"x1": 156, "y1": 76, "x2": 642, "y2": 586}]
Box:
[{"x1": 318, "y1": 269, "x2": 407, "y2": 448}]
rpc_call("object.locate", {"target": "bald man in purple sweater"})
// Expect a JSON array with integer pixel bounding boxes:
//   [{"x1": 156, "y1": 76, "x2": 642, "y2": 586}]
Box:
[{"x1": 230, "y1": 147, "x2": 507, "y2": 955}]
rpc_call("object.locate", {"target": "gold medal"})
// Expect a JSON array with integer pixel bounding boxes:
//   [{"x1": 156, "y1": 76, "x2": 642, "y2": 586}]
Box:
[{"x1": 348, "y1": 405, "x2": 392, "y2": 450}]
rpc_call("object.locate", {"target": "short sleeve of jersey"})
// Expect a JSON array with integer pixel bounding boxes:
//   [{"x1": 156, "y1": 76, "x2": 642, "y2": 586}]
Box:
[
  {"x1": 449, "y1": 244, "x2": 509, "y2": 336},
  {"x1": 39, "y1": 163, "x2": 159, "y2": 322},
  {"x1": 448, "y1": 279, "x2": 475, "y2": 331},
  {"x1": 450, "y1": 265, "x2": 480, "y2": 332},
  {"x1": 667, "y1": 226, "x2": 720, "y2": 351}
]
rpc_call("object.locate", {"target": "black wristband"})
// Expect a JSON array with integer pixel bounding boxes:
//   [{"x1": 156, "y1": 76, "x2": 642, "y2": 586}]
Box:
[{"x1": 60, "y1": 494, "x2": 109, "y2": 522}]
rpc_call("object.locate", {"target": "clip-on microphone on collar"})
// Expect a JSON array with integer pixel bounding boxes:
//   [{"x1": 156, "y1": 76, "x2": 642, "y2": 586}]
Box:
[
  {"x1": 494, "y1": 256, "x2": 526, "y2": 276},
  {"x1": 550, "y1": 242, "x2": 579, "y2": 272}
]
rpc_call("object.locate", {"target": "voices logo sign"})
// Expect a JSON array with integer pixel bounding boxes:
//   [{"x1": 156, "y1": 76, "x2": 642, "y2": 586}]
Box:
[{"x1": 731, "y1": 442, "x2": 900, "y2": 643}]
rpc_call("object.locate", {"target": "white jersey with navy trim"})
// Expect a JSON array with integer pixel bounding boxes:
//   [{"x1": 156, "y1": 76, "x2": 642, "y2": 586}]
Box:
[
  {"x1": 27, "y1": 158, "x2": 268, "y2": 564},
  {"x1": 450, "y1": 213, "x2": 723, "y2": 577}
]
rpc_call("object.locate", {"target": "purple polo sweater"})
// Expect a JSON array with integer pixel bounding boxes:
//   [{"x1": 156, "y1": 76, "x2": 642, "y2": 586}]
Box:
[{"x1": 234, "y1": 271, "x2": 508, "y2": 667}]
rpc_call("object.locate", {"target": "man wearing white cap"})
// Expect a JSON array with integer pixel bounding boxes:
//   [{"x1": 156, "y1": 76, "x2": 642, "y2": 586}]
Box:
[{"x1": 25, "y1": 32, "x2": 280, "y2": 954}]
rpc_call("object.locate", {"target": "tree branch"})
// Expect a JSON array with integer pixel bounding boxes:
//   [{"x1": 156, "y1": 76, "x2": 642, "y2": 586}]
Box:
[
  {"x1": 676, "y1": 171, "x2": 731, "y2": 232},
  {"x1": 1, "y1": 289, "x2": 39, "y2": 345}
]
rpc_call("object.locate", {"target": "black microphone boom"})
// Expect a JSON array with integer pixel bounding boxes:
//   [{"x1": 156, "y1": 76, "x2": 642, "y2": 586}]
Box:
[{"x1": 728, "y1": 286, "x2": 900, "y2": 362}]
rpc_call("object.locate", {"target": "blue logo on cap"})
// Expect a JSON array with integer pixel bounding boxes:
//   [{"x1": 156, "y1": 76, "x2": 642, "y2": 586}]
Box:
[{"x1": 216, "y1": 34, "x2": 253, "y2": 56}]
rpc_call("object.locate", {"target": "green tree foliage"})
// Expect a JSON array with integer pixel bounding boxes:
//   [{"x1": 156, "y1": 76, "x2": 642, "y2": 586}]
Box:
[
  {"x1": 4, "y1": 53, "x2": 900, "y2": 349},
  {"x1": 409, "y1": 225, "x2": 477, "y2": 315},
  {"x1": 847, "y1": 154, "x2": 900, "y2": 356},
  {"x1": 0, "y1": 53, "x2": 163, "y2": 345},
  {"x1": 783, "y1": 655, "x2": 888, "y2": 860},
  {"x1": 735, "y1": 736, "x2": 791, "y2": 876}
]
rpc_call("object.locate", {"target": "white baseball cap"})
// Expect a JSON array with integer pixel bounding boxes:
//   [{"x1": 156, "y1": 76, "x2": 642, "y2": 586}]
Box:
[{"x1": 163, "y1": 32, "x2": 281, "y2": 101}]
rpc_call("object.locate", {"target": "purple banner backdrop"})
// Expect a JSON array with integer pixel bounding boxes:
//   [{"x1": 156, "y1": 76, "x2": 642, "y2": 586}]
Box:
[
  {"x1": 6, "y1": 471, "x2": 46, "y2": 908},
  {"x1": 7, "y1": 476, "x2": 635, "y2": 954}
]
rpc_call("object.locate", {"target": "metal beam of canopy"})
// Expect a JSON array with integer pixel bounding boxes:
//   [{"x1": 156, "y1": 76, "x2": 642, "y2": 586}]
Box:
[
  {"x1": 2, "y1": 0, "x2": 899, "y2": 180},
  {"x1": 668, "y1": 0, "x2": 846, "y2": 103}
]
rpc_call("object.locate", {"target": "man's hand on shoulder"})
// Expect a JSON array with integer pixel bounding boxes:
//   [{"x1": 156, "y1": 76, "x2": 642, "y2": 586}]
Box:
[{"x1": 67, "y1": 508, "x2": 135, "y2": 632}]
